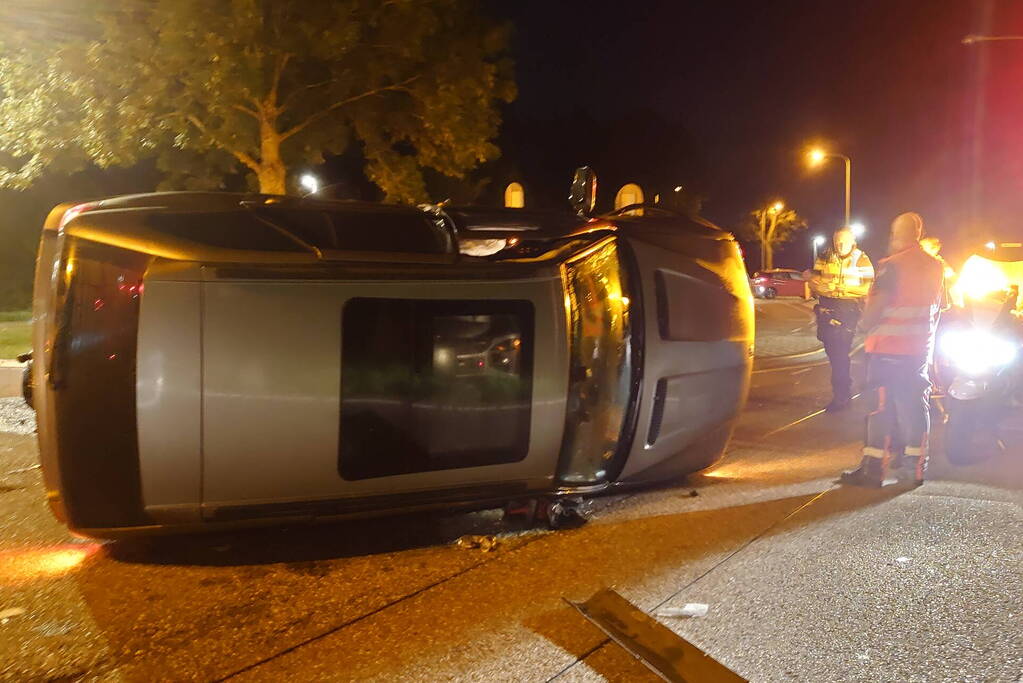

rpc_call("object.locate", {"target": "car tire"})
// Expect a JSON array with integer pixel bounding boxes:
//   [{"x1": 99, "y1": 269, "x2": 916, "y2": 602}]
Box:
[{"x1": 763, "y1": 287, "x2": 777, "y2": 299}]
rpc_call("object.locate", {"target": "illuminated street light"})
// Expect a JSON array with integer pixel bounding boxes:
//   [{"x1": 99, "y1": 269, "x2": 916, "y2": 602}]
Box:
[
  {"x1": 674, "y1": 185, "x2": 683, "y2": 192},
  {"x1": 770, "y1": 200, "x2": 785, "y2": 213},
  {"x1": 300, "y1": 173, "x2": 320, "y2": 194},
  {"x1": 850, "y1": 222, "x2": 865, "y2": 238},
  {"x1": 985, "y1": 241, "x2": 997, "y2": 250},
  {"x1": 812, "y1": 234, "x2": 826, "y2": 264},
  {"x1": 806, "y1": 146, "x2": 852, "y2": 228}
]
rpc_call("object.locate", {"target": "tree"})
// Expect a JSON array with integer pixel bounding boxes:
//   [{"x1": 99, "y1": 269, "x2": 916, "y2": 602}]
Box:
[
  {"x1": 0, "y1": 0, "x2": 515, "y2": 201},
  {"x1": 738, "y1": 203, "x2": 806, "y2": 270}
]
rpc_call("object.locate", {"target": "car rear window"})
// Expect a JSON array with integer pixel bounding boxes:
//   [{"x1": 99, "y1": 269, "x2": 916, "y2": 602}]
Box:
[{"x1": 146, "y1": 212, "x2": 307, "y2": 252}]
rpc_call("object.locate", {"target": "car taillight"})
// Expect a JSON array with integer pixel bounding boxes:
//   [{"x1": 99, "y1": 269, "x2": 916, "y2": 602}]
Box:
[{"x1": 557, "y1": 237, "x2": 637, "y2": 486}]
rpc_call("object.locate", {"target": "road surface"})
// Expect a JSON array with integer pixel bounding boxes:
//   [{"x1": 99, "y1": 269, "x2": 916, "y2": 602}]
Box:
[{"x1": 1, "y1": 303, "x2": 1021, "y2": 682}]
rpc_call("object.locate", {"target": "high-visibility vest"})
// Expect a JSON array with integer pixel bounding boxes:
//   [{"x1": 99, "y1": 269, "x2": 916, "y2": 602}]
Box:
[
  {"x1": 865, "y1": 245, "x2": 945, "y2": 357},
  {"x1": 814, "y1": 248, "x2": 874, "y2": 299}
]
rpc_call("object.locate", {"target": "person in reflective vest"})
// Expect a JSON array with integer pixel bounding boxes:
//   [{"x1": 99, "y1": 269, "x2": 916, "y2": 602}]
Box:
[
  {"x1": 841, "y1": 212, "x2": 945, "y2": 487},
  {"x1": 806, "y1": 227, "x2": 874, "y2": 411}
]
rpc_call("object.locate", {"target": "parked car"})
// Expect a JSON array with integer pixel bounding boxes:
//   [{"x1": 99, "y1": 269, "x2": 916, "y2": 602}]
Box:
[
  {"x1": 751, "y1": 268, "x2": 808, "y2": 299},
  {"x1": 26, "y1": 169, "x2": 754, "y2": 538}
]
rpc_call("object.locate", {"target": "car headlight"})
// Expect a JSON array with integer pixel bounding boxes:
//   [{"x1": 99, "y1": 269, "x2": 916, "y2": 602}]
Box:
[
  {"x1": 952, "y1": 255, "x2": 1010, "y2": 301},
  {"x1": 940, "y1": 329, "x2": 1017, "y2": 375}
]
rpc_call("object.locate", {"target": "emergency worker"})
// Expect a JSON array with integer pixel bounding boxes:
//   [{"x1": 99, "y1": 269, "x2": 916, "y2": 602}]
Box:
[
  {"x1": 806, "y1": 227, "x2": 874, "y2": 411},
  {"x1": 841, "y1": 212, "x2": 945, "y2": 487}
]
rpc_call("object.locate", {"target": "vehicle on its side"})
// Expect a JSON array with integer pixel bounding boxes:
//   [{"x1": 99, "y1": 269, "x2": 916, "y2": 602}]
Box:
[
  {"x1": 939, "y1": 243, "x2": 1023, "y2": 463},
  {"x1": 750, "y1": 268, "x2": 808, "y2": 299},
  {"x1": 26, "y1": 169, "x2": 754, "y2": 538}
]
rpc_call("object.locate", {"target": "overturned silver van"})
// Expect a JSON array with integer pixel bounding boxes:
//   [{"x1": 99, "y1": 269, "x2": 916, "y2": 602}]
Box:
[{"x1": 27, "y1": 178, "x2": 753, "y2": 538}]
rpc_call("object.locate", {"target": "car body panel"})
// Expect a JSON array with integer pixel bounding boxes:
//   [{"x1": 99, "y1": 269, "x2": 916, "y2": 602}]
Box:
[{"x1": 27, "y1": 192, "x2": 753, "y2": 537}]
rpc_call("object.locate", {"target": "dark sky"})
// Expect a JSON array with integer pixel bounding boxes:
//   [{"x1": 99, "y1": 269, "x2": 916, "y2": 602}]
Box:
[{"x1": 489, "y1": 0, "x2": 1023, "y2": 262}]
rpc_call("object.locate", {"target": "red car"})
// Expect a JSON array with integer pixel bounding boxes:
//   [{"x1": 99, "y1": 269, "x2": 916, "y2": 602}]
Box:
[{"x1": 751, "y1": 269, "x2": 809, "y2": 299}]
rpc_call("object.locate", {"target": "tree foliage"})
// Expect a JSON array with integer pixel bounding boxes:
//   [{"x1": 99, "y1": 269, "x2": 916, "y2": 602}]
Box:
[
  {"x1": 0, "y1": 0, "x2": 515, "y2": 201},
  {"x1": 738, "y1": 206, "x2": 806, "y2": 270}
]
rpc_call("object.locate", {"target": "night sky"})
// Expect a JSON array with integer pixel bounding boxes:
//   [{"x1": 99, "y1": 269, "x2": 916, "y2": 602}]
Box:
[{"x1": 490, "y1": 0, "x2": 1023, "y2": 264}]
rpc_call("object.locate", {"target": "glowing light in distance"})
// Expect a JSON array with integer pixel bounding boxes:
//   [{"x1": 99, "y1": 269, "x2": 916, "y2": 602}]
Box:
[
  {"x1": 808, "y1": 148, "x2": 827, "y2": 166},
  {"x1": 850, "y1": 222, "x2": 865, "y2": 238},
  {"x1": 300, "y1": 173, "x2": 320, "y2": 194},
  {"x1": 813, "y1": 235, "x2": 826, "y2": 246}
]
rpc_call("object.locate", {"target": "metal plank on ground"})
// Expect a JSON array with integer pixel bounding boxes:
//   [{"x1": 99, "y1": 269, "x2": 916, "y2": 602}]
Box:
[{"x1": 566, "y1": 588, "x2": 746, "y2": 683}]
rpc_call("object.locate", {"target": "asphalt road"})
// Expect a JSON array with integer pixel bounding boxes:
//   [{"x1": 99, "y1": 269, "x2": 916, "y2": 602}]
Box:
[{"x1": 1, "y1": 305, "x2": 1021, "y2": 682}]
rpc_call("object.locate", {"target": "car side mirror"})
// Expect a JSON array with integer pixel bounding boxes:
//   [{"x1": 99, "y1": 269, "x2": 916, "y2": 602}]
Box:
[{"x1": 568, "y1": 167, "x2": 597, "y2": 216}]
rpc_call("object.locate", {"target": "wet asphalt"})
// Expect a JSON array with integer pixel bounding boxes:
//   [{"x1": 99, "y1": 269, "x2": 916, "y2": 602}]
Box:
[{"x1": 1, "y1": 300, "x2": 1021, "y2": 682}]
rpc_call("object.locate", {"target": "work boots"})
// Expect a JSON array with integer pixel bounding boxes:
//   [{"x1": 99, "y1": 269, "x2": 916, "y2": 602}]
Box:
[
  {"x1": 825, "y1": 397, "x2": 851, "y2": 413},
  {"x1": 899, "y1": 455, "x2": 928, "y2": 487},
  {"x1": 839, "y1": 455, "x2": 887, "y2": 487}
]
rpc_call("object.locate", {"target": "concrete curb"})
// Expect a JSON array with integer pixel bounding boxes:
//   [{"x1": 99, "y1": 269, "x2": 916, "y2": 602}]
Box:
[{"x1": 0, "y1": 361, "x2": 26, "y2": 398}]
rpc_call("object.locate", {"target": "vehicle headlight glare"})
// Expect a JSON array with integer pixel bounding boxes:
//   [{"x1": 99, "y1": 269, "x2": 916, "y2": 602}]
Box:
[
  {"x1": 953, "y1": 255, "x2": 1010, "y2": 301},
  {"x1": 940, "y1": 329, "x2": 1017, "y2": 375}
]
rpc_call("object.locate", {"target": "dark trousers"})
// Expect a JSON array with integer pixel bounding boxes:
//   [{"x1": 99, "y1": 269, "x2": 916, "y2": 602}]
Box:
[
  {"x1": 816, "y1": 297, "x2": 861, "y2": 401},
  {"x1": 863, "y1": 354, "x2": 931, "y2": 460}
]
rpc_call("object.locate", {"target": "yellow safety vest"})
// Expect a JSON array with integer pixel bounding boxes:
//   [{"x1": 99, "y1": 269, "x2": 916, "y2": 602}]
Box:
[{"x1": 813, "y1": 248, "x2": 874, "y2": 299}]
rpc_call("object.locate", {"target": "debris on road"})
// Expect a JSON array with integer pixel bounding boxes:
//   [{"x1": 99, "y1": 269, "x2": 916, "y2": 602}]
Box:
[
  {"x1": 656, "y1": 603, "x2": 710, "y2": 619},
  {"x1": 0, "y1": 397, "x2": 35, "y2": 435},
  {"x1": 0, "y1": 607, "x2": 27, "y2": 622},
  {"x1": 689, "y1": 489, "x2": 700, "y2": 497},
  {"x1": 33, "y1": 621, "x2": 73, "y2": 637},
  {"x1": 567, "y1": 589, "x2": 745, "y2": 681},
  {"x1": 454, "y1": 534, "x2": 500, "y2": 552},
  {"x1": 895, "y1": 557, "x2": 912, "y2": 565},
  {"x1": 5, "y1": 463, "x2": 40, "y2": 475}
]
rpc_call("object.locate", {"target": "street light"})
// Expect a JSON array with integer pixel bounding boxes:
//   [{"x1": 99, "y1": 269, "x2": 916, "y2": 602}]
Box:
[
  {"x1": 850, "y1": 222, "x2": 865, "y2": 238},
  {"x1": 812, "y1": 234, "x2": 826, "y2": 264},
  {"x1": 807, "y1": 147, "x2": 852, "y2": 228},
  {"x1": 300, "y1": 173, "x2": 320, "y2": 195}
]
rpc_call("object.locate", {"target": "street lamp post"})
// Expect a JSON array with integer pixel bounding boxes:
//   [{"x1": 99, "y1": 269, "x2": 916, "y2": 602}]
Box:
[{"x1": 808, "y1": 148, "x2": 851, "y2": 228}]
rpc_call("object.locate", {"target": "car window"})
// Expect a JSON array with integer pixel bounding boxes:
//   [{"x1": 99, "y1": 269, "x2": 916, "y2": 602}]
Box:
[{"x1": 245, "y1": 207, "x2": 454, "y2": 254}]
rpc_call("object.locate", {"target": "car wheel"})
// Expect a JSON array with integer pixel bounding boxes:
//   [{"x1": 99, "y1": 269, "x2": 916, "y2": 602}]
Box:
[{"x1": 764, "y1": 287, "x2": 777, "y2": 299}]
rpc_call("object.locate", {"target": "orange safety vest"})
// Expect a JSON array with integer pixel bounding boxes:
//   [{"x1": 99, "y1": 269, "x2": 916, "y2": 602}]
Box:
[{"x1": 865, "y1": 245, "x2": 945, "y2": 357}]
